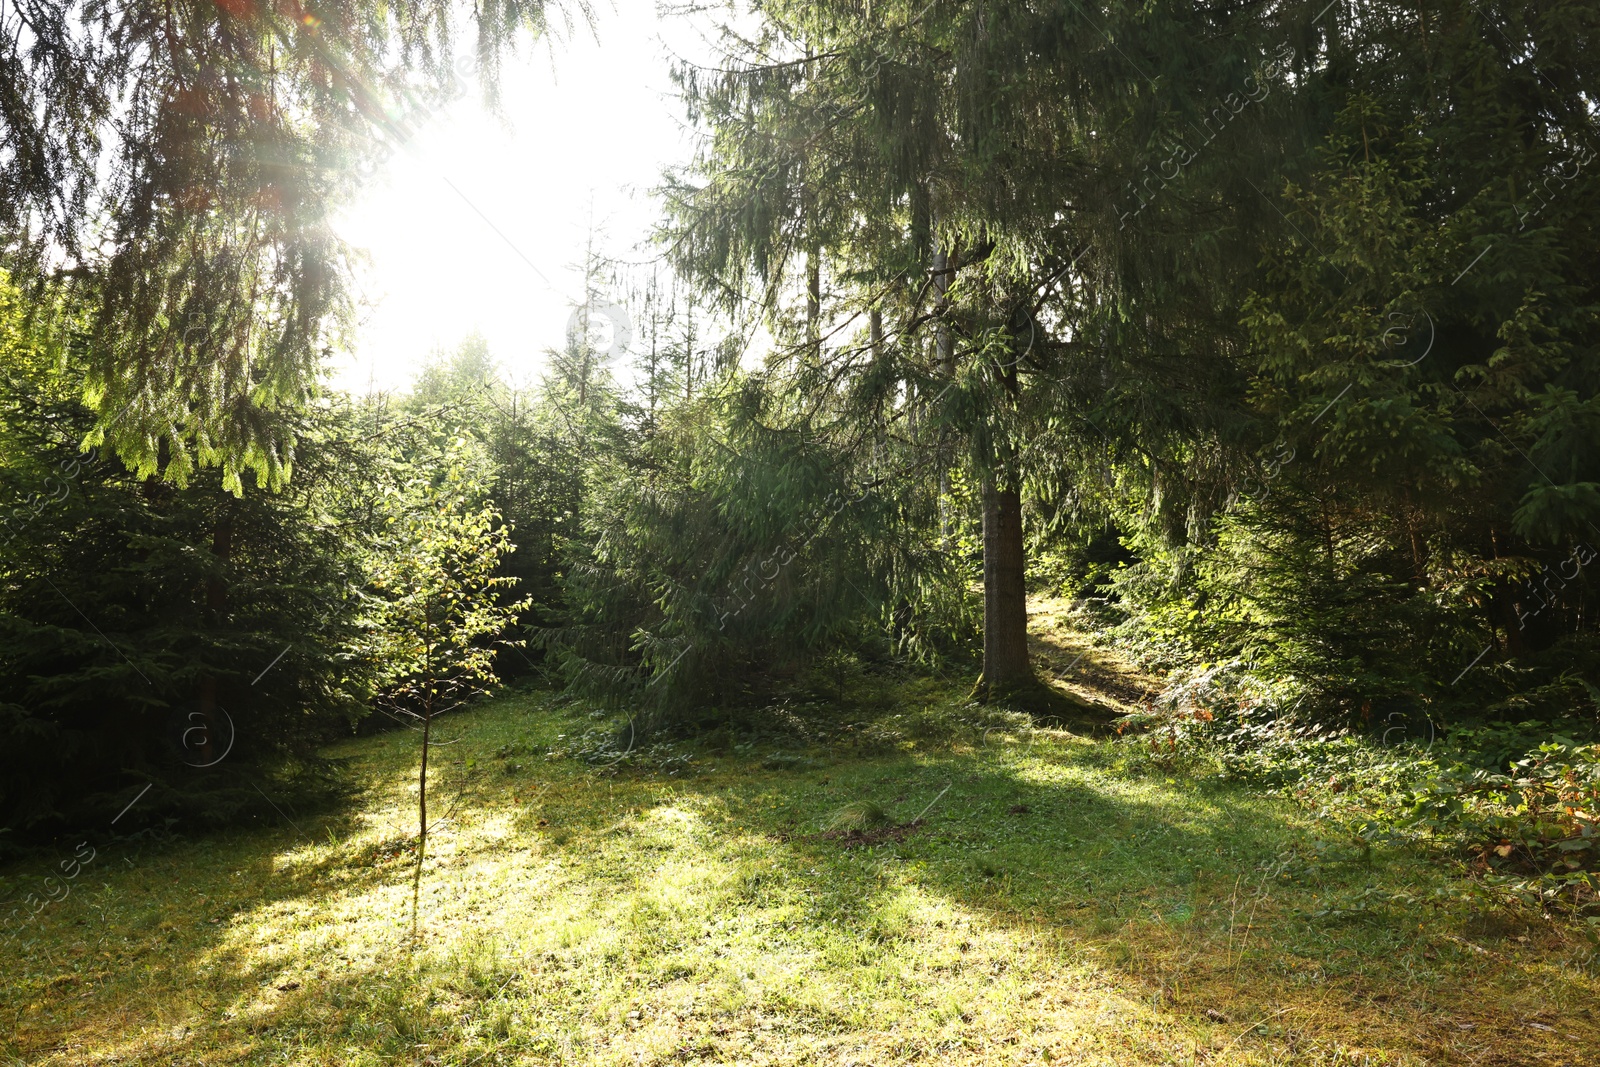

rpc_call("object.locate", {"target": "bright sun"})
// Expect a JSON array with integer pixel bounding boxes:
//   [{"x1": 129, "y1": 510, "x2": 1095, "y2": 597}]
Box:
[{"x1": 329, "y1": 1, "x2": 710, "y2": 395}]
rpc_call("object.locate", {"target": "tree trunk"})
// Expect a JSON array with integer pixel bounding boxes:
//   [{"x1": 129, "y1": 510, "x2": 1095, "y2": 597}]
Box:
[
  {"x1": 932, "y1": 241, "x2": 955, "y2": 542},
  {"x1": 806, "y1": 245, "x2": 821, "y2": 360},
  {"x1": 978, "y1": 475, "x2": 1033, "y2": 698},
  {"x1": 411, "y1": 693, "x2": 433, "y2": 941},
  {"x1": 418, "y1": 703, "x2": 431, "y2": 855}
]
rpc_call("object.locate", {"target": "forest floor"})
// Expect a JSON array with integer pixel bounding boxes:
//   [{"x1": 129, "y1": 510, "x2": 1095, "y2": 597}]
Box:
[{"x1": 2, "y1": 609, "x2": 1598, "y2": 1066}]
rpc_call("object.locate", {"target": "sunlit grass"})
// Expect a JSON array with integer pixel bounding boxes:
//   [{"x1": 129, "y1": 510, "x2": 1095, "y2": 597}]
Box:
[{"x1": 3, "y1": 687, "x2": 1597, "y2": 1065}]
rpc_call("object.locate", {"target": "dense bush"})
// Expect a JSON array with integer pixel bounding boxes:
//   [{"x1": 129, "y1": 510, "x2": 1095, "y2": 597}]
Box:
[
  {"x1": 0, "y1": 286, "x2": 532, "y2": 845},
  {"x1": 549, "y1": 370, "x2": 979, "y2": 736},
  {"x1": 0, "y1": 337, "x2": 377, "y2": 841}
]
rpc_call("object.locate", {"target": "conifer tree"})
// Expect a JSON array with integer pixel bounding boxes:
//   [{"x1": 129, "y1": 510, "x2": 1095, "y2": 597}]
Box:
[
  {"x1": 0, "y1": 1, "x2": 555, "y2": 485},
  {"x1": 659, "y1": 0, "x2": 1312, "y2": 703}
]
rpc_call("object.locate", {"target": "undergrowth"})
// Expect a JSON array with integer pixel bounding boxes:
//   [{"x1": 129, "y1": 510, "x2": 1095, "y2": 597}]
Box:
[{"x1": 1115, "y1": 661, "x2": 1600, "y2": 924}]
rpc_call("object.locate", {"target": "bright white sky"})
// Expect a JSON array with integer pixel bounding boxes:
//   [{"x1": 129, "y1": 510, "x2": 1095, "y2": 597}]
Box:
[{"x1": 329, "y1": 1, "x2": 725, "y2": 395}]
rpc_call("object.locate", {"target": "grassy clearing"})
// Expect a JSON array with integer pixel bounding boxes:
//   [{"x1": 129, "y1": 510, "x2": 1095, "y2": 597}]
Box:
[{"x1": 2, "y1": 684, "x2": 1597, "y2": 1066}]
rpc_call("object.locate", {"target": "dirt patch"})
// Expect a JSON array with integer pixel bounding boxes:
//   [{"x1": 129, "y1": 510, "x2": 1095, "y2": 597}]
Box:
[{"x1": 770, "y1": 820, "x2": 929, "y2": 849}]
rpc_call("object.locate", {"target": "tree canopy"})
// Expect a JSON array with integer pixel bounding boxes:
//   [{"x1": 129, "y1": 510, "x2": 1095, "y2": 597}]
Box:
[{"x1": 0, "y1": 0, "x2": 553, "y2": 488}]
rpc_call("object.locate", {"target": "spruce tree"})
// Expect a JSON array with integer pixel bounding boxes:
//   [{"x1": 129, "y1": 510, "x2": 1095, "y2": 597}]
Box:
[
  {"x1": 659, "y1": 0, "x2": 1312, "y2": 704},
  {"x1": 0, "y1": 1, "x2": 554, "y2": 485}
]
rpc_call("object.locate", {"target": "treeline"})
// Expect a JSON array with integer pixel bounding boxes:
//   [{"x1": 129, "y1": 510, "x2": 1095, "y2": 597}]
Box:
[
  {"x1": 0, "y1": 246, "x2": 742, "y2": 842},
  {"x1": 0, "y1": 293, "x2": 588, "y2": 841}
]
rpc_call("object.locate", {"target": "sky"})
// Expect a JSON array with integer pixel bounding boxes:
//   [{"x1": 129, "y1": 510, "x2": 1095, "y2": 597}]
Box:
[{"x1": 328, "y1": 1, "x2": 723, "y2": 395}]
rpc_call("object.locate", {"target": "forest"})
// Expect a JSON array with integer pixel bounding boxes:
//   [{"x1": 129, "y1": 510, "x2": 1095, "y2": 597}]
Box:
[{"x1": 2, "y1": 0, "x2": 1598, "y2": 1064}]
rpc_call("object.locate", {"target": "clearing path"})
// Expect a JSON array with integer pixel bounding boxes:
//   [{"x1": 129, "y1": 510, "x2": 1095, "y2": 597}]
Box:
[{"x1": 1028, "y1": 593, "x2": 1157, "y2": 715}]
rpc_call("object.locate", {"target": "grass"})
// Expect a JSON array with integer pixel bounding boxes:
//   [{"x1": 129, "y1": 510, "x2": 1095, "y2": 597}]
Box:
[{"x1": 2, "y1": 683, "x2": 1598, "y2": 1066}]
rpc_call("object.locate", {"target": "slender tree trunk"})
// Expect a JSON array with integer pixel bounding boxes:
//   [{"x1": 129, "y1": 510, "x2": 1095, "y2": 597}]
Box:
[
  {"x1": 685, "y1": 298, "x2": 696, "y2": 401},
  {"x1": 932, "y1": 242, "x2": 955, "y2": 542},
  {"x1": 418, "y1": 701, "x2": 431, "y2": 854},
  {"x1": 978, "y1": 476, "x2": 1033, "y2": 698},
  {"x1": 412, "y1": 691, "x2": 432, "y2": 941},
  {"x1": 972, "y1": 289, "x2": 1035, "y2": 703},
  {"x1": 806, "y1": 245, "x2": 821, "y2": 359},
  {"x1": 803, "y1": 66, "x2": 821, "y2": 365},
  {"x1": 412, "y1": 608, "x2": 435, "y2": 941},
  {"x1": 931, "y1": 246, "x2": 954, "y2": 374}
]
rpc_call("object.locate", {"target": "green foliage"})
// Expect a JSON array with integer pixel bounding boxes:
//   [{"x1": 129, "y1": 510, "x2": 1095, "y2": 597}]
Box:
[
  {"x1": 385, "y1": 335, "x2": 594, "y2": 668},
  {"x1": 366, "y1": 463, "x2": 529, "y2": 719},
  {"x1": 0, "y1": 1, "x2": 554, "y2": 484},
  {"x1": 1121, "y1": 667, "x2": 1600, "y2": 918},
  {"x1": 638, "y1": 0, "x2": 1600, "y2": 733},
  {"x1": 1397, "y1": 741, "x2": 1600, "y2": 916},
  {"x1": 548, "y1": 363, "x2": 979, "y2": 735},
  {"x1": 1074, "y1": 9, "x2": 1599, "y2": 718},
  {"x1": 0, "y1": 287, "x2": 533, "y2": 844},
  {"x1": 0, "y1": 279, "x2": 378, "y2": 840}
]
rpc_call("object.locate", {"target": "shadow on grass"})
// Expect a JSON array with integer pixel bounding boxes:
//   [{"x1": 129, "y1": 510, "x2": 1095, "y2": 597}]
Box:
[
  {"x1": 553, "y1": 737, "x2": 1599, "y2": 1065},
  {"x1": 4, "y1": 695, "x2": 1596, "y2": 1066}
]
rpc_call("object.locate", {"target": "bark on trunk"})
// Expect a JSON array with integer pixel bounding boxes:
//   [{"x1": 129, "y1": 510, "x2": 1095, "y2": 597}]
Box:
[
  {"x1": 418, "y1": 704, "x2": 432, "y2": 856},
  {"x1": 979, "y1": 476, "x2": 1032, "y2": 697}
]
